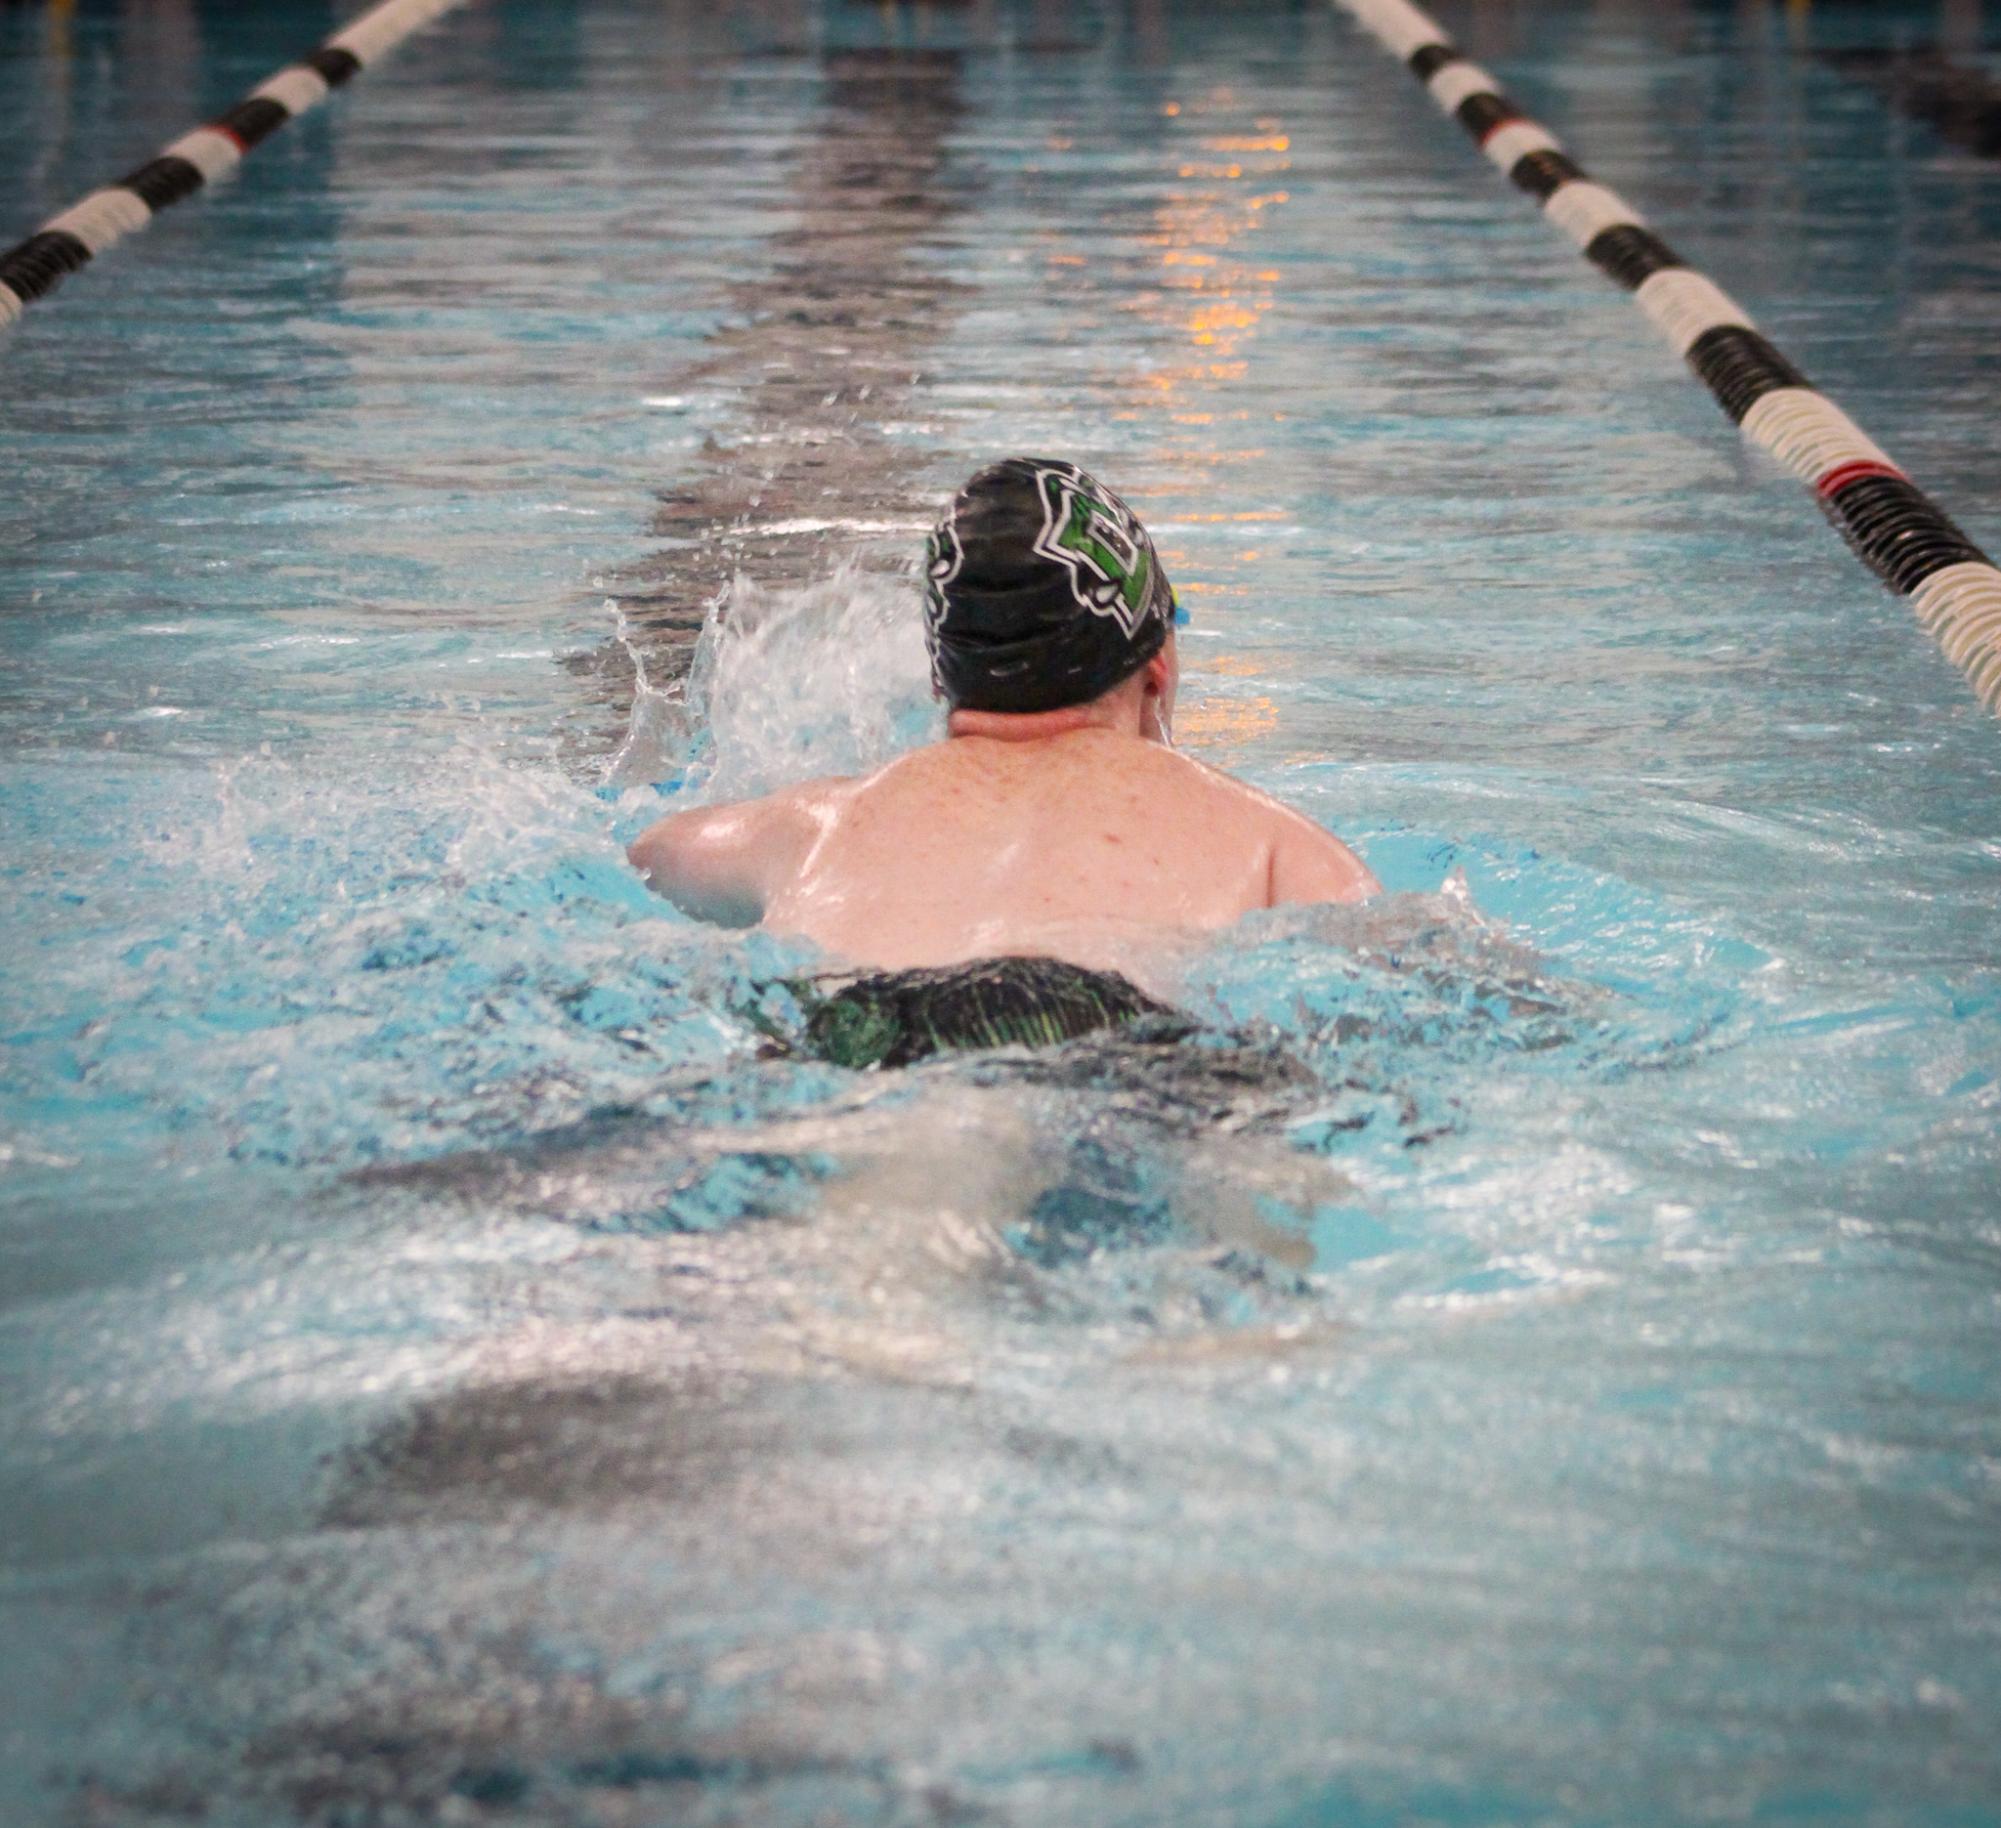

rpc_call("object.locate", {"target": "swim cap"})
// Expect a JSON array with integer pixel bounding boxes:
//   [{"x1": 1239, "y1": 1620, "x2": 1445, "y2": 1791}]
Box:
[{"x1": 923, "y1": 457, "x2": 1176, "y2": 714}]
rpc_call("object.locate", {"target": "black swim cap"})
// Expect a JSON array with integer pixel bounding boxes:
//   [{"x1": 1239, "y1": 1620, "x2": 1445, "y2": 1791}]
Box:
[{"x1": 923, "y1": 457, "x2": 1176, "y2": 714}]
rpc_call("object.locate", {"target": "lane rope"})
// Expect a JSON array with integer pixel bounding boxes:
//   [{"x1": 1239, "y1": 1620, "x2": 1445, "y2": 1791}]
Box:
[
  {"x1": 0, "y1": 0, "x2": 472, "y2": 334},
  {"x1": 1332, "y1": 0, "x2": 2001, "y2": 713}
]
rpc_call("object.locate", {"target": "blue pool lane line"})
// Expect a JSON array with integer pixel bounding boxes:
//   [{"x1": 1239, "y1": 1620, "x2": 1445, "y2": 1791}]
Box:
[
  {"x1": 1334, "y1": 0, "x2": 2001, "y2": 715},
  {"x1": 0, "y1": 0, "x2": 472, "y2": 333}
]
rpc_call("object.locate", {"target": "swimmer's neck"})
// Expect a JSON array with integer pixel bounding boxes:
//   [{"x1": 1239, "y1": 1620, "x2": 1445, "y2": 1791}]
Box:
[
  {"x1": 941, "y1": 644, "x2": 1177, "y2": 747},
  {"x1": 945, "y1": 706, "x2": 1123, "y2": 742},
  {"x1": 945, "y1": 699, "x2": 1165, "y2": 745}
]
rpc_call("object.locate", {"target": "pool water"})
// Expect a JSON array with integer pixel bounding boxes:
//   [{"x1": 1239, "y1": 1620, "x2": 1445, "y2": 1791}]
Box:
[{"x1": 3, "y1": 1, "x2": 2000, "y2": 1823}]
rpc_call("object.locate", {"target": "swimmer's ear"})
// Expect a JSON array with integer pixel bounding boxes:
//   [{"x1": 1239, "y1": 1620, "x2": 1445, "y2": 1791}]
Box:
[{"x1": 1139, "y1": 650, "x2": 1176, "y2": 747}]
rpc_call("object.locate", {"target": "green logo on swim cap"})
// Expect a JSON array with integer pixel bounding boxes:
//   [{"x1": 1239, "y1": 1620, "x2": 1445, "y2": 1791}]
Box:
[{"x1": 1032, "y1": 464, "x2": 1160, "y2": 636}]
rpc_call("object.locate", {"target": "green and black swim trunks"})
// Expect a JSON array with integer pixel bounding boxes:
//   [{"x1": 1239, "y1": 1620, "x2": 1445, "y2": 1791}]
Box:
[{"x1": 769, "y1": 955, "x2": 1187, "y2": 1071}]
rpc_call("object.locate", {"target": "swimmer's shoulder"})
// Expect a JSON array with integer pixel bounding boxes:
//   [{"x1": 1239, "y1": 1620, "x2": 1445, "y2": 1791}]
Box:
[
  {"x1": 630, "y1": 772, "x2": 862, "y2": 923},
  {"x1": 768, "y1": 771, "x2": 860, "y2": 816},
  {"x1": 1147, "y1": 743, "x2": 1272, "y2": 806},
  {"x1": 1162, "y1": 749, "x2": 1381, "y2": 903},
  {"x1": 754, "y1": 772, "x2": 866, "y2": 858}
]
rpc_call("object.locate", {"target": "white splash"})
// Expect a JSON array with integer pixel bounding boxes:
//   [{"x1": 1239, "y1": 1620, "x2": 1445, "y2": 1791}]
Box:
[
  {"x1": 639, "y1": 560, "x2": 939, "y2": 803},
  {"x1": 605, "y1": 594, "x2": 693, "y2": 790}
]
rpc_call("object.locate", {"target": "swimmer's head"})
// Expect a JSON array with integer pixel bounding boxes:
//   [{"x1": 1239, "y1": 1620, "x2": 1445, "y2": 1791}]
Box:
[{"x1": 922, "y1": 457, "x2": 1179, "y2": 715}]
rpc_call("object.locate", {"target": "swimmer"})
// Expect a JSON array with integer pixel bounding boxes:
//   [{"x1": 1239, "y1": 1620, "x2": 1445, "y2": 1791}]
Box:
[{"x1": 628, "y1": 457, "x2": 1379, "y2": 1063}]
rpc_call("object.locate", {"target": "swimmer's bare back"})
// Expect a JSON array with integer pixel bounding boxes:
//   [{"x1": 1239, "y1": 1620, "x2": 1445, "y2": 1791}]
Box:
[{"x1": 627, "y1": 724, "x2": 1379, "y2": 974}]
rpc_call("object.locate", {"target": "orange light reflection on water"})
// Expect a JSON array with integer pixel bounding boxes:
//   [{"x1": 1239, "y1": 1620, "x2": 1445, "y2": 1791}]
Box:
[
  {"x1": 1176, "y1": 696, "x2": 1279, "y2": 746},
  {"x1": 1135, "y1": 100, "x2": 1303, "y2": 721}
]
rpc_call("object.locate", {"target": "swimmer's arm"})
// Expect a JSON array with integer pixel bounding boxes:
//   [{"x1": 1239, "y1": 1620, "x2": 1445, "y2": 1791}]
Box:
[
  {"x1": 627, "y1": 787, "x2": 830, "y2": 926},
  {"x1": 1266, "y1": 809, "x2": 1380, "y2": 907}
]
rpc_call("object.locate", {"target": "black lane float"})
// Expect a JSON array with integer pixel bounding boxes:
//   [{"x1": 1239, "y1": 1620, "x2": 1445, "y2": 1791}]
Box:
[
  {"x1": 1334, "y1": 0, "x2": 2001, "y2": 713},
  {"x1": 0, "y1": 0, "x2": 470, "y2": 333}
]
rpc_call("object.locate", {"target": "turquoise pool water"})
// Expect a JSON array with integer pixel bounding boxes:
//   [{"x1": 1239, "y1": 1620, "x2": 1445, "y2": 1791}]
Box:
[{"x1": 3, "y1": 1, "x2": 2000, "y2": 1822}]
